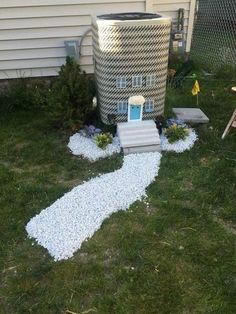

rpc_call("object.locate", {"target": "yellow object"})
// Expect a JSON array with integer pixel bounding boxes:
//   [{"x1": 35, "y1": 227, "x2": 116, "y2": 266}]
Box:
[{"x1": 192, "y1": 80, "x2": 200, "y2": 96}]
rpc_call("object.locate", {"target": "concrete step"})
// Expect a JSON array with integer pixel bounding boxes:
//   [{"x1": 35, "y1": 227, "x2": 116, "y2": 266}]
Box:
[
  {"x1": 117, "y1": 120, "x2": 156, "y2": 132},
  {"x1": 118, "y1": 127, "x2": 156, "y2": 137},
  {"x1": 123, "y1": 145, "x2": 161, "y2": 155},
  {"x1": 117, "y1": 120, "x2": 161, "y2": 154},
  {"x1": 121, "y1": 134, "x2": 160, "y2": 148},
  {"x1": 117, "y1": 122, "x2": 156, "y2": 132},
  {"x1": 119, "y1": 127, "x2": 159, "y2": 137}
]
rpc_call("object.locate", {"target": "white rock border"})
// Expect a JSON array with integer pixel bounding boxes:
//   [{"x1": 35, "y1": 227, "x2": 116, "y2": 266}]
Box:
[
  {"x1": 161, "y1": 128, "x2": 198, "y2": 153},
  {"x1": 68, "y1": 133, "x2": 121, "y2": 162},
  {"x1": 26, "y1": 152, "x2": 162, "y2": 261}
]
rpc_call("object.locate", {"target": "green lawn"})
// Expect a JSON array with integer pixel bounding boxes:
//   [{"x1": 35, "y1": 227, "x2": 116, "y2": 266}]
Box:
[{"x1": 0, "y1": 75, "x2": 236, "y2": 313}]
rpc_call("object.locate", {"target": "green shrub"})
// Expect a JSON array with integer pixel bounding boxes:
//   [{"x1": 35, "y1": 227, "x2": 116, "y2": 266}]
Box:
[
  {"x1": 95, "y1": 132, "x2": 113, "y2": 150},
  {"x1": 0, "y1": 78, "x2": 49, "y2": 113},
  {"x1": 47, "y1": 57, "x2": 94, "y2": 128},
  {"x1": 164, "y1": 124, "x2": 189, "y2": 143}
]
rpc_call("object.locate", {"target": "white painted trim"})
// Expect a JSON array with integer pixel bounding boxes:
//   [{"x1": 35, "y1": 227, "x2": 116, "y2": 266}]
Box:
[
  {"x1": 186, "y1": 0, "x2": 197, "y2": 52},
  {"x1": 128, "y1": 104, "x2": 143, "y2": 122},
  {"x1": 145, "y1": 0, "x2": 153, "y2": 12}
]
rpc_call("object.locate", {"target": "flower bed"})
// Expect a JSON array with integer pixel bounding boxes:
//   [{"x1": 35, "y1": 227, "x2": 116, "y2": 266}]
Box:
[
  {"x1": 161, "y1": 128, "x2": 198, "y2": 153},
  {"x1": 68, "y1": 133, "x2": 120, "y2": 161}
]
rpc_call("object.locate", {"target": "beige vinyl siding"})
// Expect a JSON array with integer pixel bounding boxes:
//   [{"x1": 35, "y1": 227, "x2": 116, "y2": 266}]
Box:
[
  {"x1": 0, "y1": 0, "x2": 193, "y2": 79},
  {"x1": 0, "y1": 0, "x2": 145, "y2": 79},
  {"x1": 153, "y1": 0, "x2": 191, "y2": 40}
]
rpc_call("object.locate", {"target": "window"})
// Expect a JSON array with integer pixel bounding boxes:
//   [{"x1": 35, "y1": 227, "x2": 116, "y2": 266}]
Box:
[
  {"x1": 132, "y1": 75, "x2": 142, "y2": 87},
  {"x1": 116, "y1": 77, "x2": 126, "y2": 88},
  {"x1": 146, "y1": 74, "x2": 156, "y2": 86},
  {"x1": 144, "y1": 100, "x2": 154, "y2": 112},
  {"x1": 117, "y1": 100, "x2": 128, "y2": 114}
]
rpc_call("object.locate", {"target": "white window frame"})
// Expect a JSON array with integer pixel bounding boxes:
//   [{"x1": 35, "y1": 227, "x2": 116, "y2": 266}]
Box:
[
  {"x1": 146, "y1": 74, "x2": 156, "y2": 86},
  {"x1": 144, "y1": 100, "x2": 155, "y2": 113},
  {"x1": 116, "y1": 76, "x2": 127, "y2": 88},
  {"x1": 132, "y1": 75, "x2": 143, "y2": 88},
  {"x1": 117, "y1": 100, "x2": 128, "y2": 114}
]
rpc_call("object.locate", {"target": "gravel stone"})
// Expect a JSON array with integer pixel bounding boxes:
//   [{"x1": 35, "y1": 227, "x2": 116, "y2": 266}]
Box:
[
  {"x1": 161, "y1": 129, "x2": 198, "y2": 153},
  {"x1": 68, "y1": 133, "x2": 120, "y2": 161},
  {"x1": 26, "y1": 152, "x2": 162, "y2": 261},
  {"x1": 26, "y1": 126, "x2": 197, "y2": 261}
]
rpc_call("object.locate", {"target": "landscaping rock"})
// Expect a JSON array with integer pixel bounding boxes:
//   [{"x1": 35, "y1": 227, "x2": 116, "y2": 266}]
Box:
[
  {"x1": 26, "y1": 152, "x2": 162, "y2": 261},
  {"x1": 161, "y1": 129, "x2": 198, "y2": 153},
  {"x1": 68, "y1": 133, "x2": 120, "y2": 161}
]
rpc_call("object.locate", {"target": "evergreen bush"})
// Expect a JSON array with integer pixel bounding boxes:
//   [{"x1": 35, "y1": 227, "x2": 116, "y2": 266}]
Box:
[{"x1": 47, "y1": 57, "x2": 94, "y2": 128}]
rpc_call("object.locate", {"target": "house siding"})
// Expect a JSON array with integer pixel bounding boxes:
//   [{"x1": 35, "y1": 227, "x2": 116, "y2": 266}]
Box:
[
  {"x1": 153, "y1": 0, "x2": 191, "y2": 39},
  {"x1": 0, "y1": 0, "x2": 192, "y2": 79}
]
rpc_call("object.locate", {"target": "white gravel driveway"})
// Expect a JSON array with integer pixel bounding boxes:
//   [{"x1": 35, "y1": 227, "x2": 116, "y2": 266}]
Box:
[{"x1": 26, "y1": 152, "x2": 162, "y2": 261}]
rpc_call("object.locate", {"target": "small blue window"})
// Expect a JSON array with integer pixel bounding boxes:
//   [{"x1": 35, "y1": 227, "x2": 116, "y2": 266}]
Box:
[
  {"x1": 144, "y1": 100, "x2": 154, "y2": 112},
  {"x1": 116, "y1": 77, "x2": 126, "y2": 88},
  {"x1": 146, "y1": 74, "x2": 156, "y2": 86},
  {"x1": 117, "y1": 100, "x2": 128, "y2": 114},
  {"x1": 132, "y1": 75, "x2": 142, "y2": 87}
]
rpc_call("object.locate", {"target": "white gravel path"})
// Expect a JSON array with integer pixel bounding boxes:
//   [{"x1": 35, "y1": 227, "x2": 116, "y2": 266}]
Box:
[
  {"x1": 161, "y1": 129, "x2": 198, "y2": 153},
  {"x1": 68, "y1": 133, "x2": 120, "y2": 161},
  {"x1": 26, "y1": 152, "x2": 162, "y2": 261}
]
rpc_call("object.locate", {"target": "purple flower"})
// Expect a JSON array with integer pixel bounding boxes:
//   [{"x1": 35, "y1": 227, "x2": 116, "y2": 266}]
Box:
[
  {"x1": 84, "y1": 125, "x2": 102, "y2": 137},
  {"x1": 166, "y1": 118, "x2": 186, "y2": 128}
]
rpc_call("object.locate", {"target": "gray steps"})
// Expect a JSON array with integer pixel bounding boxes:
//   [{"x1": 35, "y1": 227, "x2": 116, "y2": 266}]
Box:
[
  {"x1": 121, "y1": 135, "x2": 160, "y2": 147},
  {"x1": 123, "y1": 145, "x2": 161, "y2": 155},
  {"x1": 117, "y1": 120, "x2": 161, "y2": 155},
  {"x1": 118, "y1": 120, "x2": 156, "y2": 130}
]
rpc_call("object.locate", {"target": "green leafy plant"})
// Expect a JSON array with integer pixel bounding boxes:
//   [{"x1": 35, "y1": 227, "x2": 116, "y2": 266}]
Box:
[
  {"x1": 47, "y1": 57, "x2": 94, "y2": 128},
  {"x1": 0, "y1": 78, "x2": 49, "y2": 113},
  {"x1": 164, "y1": 124, "x2": 189, "y2": 143},
  {"x1": 95, "y1": 132, "x2": 112, "y2": 150}
]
